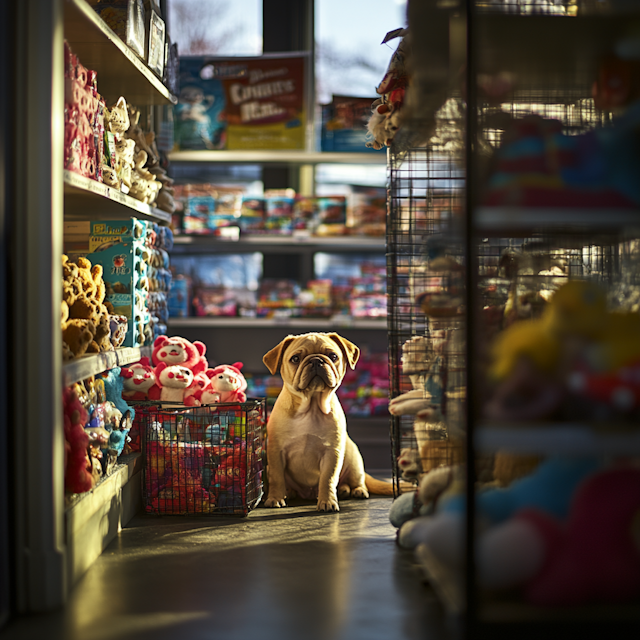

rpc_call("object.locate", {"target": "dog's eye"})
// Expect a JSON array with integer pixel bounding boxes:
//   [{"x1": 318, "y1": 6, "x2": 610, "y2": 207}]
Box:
[
  {"x1": 290, "y1": 355, "x2": 300, "y2": 364},
  {"x1": 328, "y1": 353, "x2": 339, "y2": 362}
]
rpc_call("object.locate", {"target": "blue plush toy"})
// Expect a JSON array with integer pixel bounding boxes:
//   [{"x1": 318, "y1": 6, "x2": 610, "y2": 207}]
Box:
[{"x1": 100, "y1": 366, "x2": 135, "y2": 426}]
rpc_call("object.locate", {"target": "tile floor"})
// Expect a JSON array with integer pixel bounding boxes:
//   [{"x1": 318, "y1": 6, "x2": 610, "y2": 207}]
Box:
[{"x1": 0, "y1": 496, "x2": 451, "y2": 640}]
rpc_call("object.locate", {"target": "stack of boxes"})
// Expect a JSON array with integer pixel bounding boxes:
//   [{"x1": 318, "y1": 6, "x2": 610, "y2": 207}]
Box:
[{"x1": 85, "y1": 218, "x2": 172, "y2": 347}]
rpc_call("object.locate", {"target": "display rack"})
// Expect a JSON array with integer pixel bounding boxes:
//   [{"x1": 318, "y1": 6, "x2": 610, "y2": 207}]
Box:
[
  {"x1": 168, "y1": 317, "x2": 387, "y2": 330},
  {"x1": 63, "y1": 345, "x2": 152, "y2": 386},
  {"x1": 64, "y1": 0, "x2": 176, "y2": 105},
  {"x1": 167, "y1": 150, "x2": 387, "y2": 165},
  {"x1": 390, "y1": 1, "x2": 640, "y2": 637},
  {"x1": 64, "y1": 170, "x2": 172, "y2": 223}
]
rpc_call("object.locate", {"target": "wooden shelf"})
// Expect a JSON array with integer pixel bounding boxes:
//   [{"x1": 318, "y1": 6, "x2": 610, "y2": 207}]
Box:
[
  {"x1": 65, "y1": 453, "x2": 142, "y2": 587},
  {"x1": 476, "y1": 423, "x2": 640, "y2": 456},
  {"x1": 64, "y1": 170, "x2": 172, "y2": 224},
  {"x1": 64, "y1": 0, "x2": 176, "y2": 106},
  {"x1": 171, "y1": 234, "x2": 386, "y2": 252},
  {"x1": 63, "y1": 345, "x2": 151, "y2": 386},
  {"x1": 475, "y1": 206, "x2": 640, "y2": 235},
  {"x1": 168, "y1": 317, "x2": 387, "y2": 330},
  {"x1": 167, "y1": 150, "x2": 388, "y2": 165}
]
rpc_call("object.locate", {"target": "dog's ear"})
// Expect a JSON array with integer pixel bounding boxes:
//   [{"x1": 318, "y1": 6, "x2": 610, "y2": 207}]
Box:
[
  {"x1": 263, "y1": 335, "x2": 297, "y2": 375},
  {"x1": 327, "y1": 333, "x2": 360, "y2": 370}
]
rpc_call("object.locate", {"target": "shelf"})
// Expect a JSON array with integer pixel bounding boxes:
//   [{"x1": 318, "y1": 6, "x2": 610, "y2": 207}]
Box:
[
  {"x1": 63, "y1": 345, "x2": 151, "y2": 386},
  {"x1": 415, "y1": 543, "x2": 464, "y2": 616},
  {"x1": 63, "y1": 170, "x2": 172, "y2": 224},
  {"x1": 167, "y1": 150, "x2": 388, "y2": 165},
  {"x1": 171, "y1": 234, "x2": 386, "y2": 253},
  {"x1": 476, "y1": 207, "x2": 640, "y2": 235},
  {"x1": 64, "y1": 0, "x2": 176, "y2": 105},
  {"x1": 168, "y1": 317, "x2": 388, "y2": 330},
  {"x1": 476, "y1": 423, "x2": 640, "y2": 456}
]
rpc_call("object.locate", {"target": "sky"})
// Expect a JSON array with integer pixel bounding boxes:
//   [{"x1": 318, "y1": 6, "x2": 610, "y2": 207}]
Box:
[{"x1": 167, "y1": 0, "x2": 408, "y2": 101}]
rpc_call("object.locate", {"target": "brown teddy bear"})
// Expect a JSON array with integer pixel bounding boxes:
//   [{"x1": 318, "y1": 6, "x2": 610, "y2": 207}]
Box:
[{"x1": 61, "y1": 254, "x2": 113, "y2": 359}]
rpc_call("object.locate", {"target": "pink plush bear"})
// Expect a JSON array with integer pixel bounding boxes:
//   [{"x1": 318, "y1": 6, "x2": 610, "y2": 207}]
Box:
[
  {"x1": 151, "y1": 335, "x2": 208, "y2": 375},
  {"x1": 121, "y1": 362, "x2": 160, "y2": 400},
  {"x1": 155, "y1": 362, "x2": 195, "y2": 404},
  {"x1": 204, "y1": 362, "x2": 247, "y2": 404},
  {"x1": 184, "y1": 371, "x2": 213, "y2": 407}
]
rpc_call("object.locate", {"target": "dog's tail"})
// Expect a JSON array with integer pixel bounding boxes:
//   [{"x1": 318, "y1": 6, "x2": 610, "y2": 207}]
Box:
[
  {"x1": 364, "y1": 473, "x2": 415, "y2": 496},
  {"x1": 364, "y1": 473, "x2": 395, "y2": 496}
]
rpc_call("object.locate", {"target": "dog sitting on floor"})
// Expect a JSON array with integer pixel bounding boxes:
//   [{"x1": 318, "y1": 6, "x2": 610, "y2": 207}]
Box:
[{"x1": 262, "y1": 332, "x2": 394, "y2": 512}]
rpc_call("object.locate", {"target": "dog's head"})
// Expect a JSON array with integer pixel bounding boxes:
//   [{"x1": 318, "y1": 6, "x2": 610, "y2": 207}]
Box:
[{"x1": 263, "y1": 332, "x2": 360, "y2": 397}]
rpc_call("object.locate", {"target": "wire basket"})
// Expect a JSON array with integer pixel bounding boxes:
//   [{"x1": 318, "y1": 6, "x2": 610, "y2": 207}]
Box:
[{"x1": 136, "y1": 398, "x2": 266, "y2": 516}]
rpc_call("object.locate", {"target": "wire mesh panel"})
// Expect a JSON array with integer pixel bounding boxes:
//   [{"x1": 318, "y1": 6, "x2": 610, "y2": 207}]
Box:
[
  {"x1": 137, "y1": 399, "x2": 265, "y2": 516},
  {"x1": 387, "y1": 145, "x2": 467, "y2": 493}
]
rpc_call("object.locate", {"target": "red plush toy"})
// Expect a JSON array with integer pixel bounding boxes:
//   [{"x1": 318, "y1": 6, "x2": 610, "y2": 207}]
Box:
[
  {"x1": 63, "y1": 387, "x2": 94, "y2": 494},
  {"x1": 203, "y1": 362, "x2": 247, "y2": 404},
  {"x1": 151, "y1": 335, "x2": 208, "y2": 375},
  {"x1": 121, "y1": 362, "x2": 160, "y2": 400}
]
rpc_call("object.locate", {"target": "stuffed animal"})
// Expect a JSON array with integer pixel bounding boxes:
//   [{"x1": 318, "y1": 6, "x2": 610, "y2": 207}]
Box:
[
  {"x1": 205, "y1": 362, "x2": 247, "y2": 403},
  {"x1": 99, "y1": 366, "x2": 135, "y2": 427},
  {"x1": 151, "y1": 335, "x2": 208, "y2": 375},
  {"x1": 184, "y1": 371, "x2": 213, "y2": 406},
  {"x1": 63, "y1": 387, "x2": 94, "y2": 494},
  {"x1": 121, "y1": 362, "x2": 159, "y2": 400},
  {"x1": 155, "y1": 362, "x2": 195, "y2": 404}
]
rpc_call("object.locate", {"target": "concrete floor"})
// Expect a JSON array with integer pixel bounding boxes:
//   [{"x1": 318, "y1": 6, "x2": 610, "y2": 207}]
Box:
[{"x1": 0, "y1": 497, "x2": 450, "y2": 640}]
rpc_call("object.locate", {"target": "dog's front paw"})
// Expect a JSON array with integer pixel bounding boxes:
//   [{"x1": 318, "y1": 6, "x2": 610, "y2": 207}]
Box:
[
  {"x1": 317, "y1": 498, "x2": 340, "y2": 512},
  {"x1": 264, "y1": 496, "x2": 287, "y2": 508},
  {"x1": 351, "y1": 486, "x2": 369, "y2": 499}
]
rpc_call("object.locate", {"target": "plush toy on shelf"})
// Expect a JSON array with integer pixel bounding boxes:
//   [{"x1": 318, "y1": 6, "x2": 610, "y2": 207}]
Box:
[
  {"x1": 61, "y1": 254, "x2": 113, "y2": 360},
  {"x1": 121, "y1": 362, "x2": 159, "y2": 400},
  {"x1": 486, "y1": 279, "x2": 640, "y2": 422},
  {"x1": 63, "y1": 386, "x2": 94, "y2": 494},
  {"x1": 366, "y1": 28, "x2": 409, "y2": 150}
]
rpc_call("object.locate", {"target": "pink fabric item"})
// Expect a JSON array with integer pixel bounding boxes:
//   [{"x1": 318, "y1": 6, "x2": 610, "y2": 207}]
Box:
[{"x1": 520, "y1": 468, "x2": 640, "y2": 606}]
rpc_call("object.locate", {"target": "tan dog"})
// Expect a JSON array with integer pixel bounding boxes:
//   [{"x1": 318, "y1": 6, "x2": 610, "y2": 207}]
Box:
[{"x1": 262, "y1": 332, "x2": 393, "y2": 512}]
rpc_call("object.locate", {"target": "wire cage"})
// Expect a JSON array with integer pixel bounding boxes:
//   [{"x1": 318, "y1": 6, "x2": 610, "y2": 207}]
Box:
[
  {"x1": 136, "y1": 399, "x2": 266, "y2": 516},
  {"x1": 388, "y1": 84, "x2": 623, "y2": 493},
  {"x1": 387, "y1": 143, "x2": 467, "y2": 494}
]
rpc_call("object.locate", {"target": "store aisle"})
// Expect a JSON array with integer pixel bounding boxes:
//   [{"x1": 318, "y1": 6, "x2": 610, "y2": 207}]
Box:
[{"x1": 0, "y1": 496, "x2": 450, "y2": 640}]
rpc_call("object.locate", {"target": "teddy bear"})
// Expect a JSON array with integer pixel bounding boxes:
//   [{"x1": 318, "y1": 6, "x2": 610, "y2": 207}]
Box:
[
  {"x1": 204, "y1": 363, "x2": 247, "y2": 404},
  {"x1": 62, "y1": 318, "x2": 95, "y2": 360},
  {"x1": 151, "y1": 335, "x2": 209, "y2": 375},
  {"x1": 154, "y1": 362, "x2": 195, "y2": 404},
  {"x1": 121, "y1": 362, "x2": 160, "y2": 400}
]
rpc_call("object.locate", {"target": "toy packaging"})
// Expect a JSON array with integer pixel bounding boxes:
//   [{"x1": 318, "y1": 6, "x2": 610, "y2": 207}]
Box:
[
  {"x1": 321, "y1": 95, "x2": 386, "y2": 154},
  {"x1": 239, "y1": 197, "x2": 266, "y2": 232},
  {"x1": 146, "y1": 8, "x2": 165, "y2": 77},
  {"x1": 174, "y1": 54, "x2": 307, "y2": 151},
  {"x1": 90, "y1": 0, "x2": 146, "y2": 60},
  {"x1": 264, "y1": 195, "x2": 294, "y2": 234}
]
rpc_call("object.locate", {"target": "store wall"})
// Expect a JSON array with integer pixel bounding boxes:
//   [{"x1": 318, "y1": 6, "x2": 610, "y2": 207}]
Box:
[{"x1": 0, "y1": 0, "x2": 13, "y2": 628}]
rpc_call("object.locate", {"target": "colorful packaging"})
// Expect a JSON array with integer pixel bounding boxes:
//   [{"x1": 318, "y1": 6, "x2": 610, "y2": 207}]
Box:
[
  {"x1": 292, "y1": 196, "x2": 319, "y2": 231},
  {"x1": 239, "y1": 197, "x2": 265, "y2": 232},
  {"x1": 265, "y1": 196, "x2": 294, "y2": 234},
  {"x1": 317, "y1": 196, "x2": 347, "y2": 225},
  {"x1": 167, "y1": 276, "x2": 190, "y2": 318},
  {"x1": 86, "y1": 240, "x2": 148, "y2": 347},
  {"x1": 174, "y1": 54, "x2": 307, "y2": 151},
  {"x1": 321, "y1": 95, "x2": 386, "y2": 154}
]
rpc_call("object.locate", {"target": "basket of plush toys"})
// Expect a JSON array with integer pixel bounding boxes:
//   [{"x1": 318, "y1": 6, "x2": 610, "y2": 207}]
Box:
[{"x1": 122, "y1": 334, "x2": 266, "y2": 516}]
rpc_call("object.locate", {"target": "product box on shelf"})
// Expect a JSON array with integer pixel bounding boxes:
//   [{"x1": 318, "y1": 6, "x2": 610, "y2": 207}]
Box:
[
  {"x1": 86, "y1": 240, "x2": 148, "y2": 347},
  {"x1": 168, "y1": 276, "x2": 190, "y2": 317},
  {"x1": 292, "y1": 196, "x2": 319, "y2": 232},
  {"x1": 90, "y1": 0, "x2": 146, "y2": 60},
  {"x1": 320, "y1": 95, "x2": 386, "y2": 154},
  {"x1": 264, "y1": 196, "x2": 294, "y2": 234},
  {"x1": 174, "y1": 54, "x2": 307, "y2": 151},
  {"x1": 239, "y1": 197, "x2": 266, "y2": 232},
  {"x1": 146, "y1": 8, "x2": 166, "y2": 77}
]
